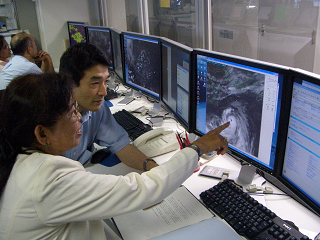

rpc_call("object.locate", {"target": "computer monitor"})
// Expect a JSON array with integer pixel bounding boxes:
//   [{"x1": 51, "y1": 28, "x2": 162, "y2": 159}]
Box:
[
  {"x1": 122, "y1": 31, "x2": 161, "y2": 100},
  {"x1": 110, "y1": 28, "x2": 123, "y2": 80},
  {"x1": 86, "y1": 26, "x2": 114, "y2": 70},
  {"x1": 160, "y1": 37, "x2": 193, "y2": 132},
  {"x1": 192, "y1": 49, "x2": 289, "y2": 177},
  {"x1": 67, "y1": 21, "x2": 87, "y2": 46},
  {"x1": 277, "y1": 69, "x2": 320, "y2": 216}
]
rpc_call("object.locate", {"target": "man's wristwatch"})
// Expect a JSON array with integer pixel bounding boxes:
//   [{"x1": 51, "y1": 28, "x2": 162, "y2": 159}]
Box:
[{"x1": 187, "y1": 144, "x2": 202, "y2": 158}]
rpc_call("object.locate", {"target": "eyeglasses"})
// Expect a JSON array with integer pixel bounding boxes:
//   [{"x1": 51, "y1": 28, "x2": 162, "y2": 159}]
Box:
[{"x1": 1, "y1": 44, "x2": 10, "y2": 50}]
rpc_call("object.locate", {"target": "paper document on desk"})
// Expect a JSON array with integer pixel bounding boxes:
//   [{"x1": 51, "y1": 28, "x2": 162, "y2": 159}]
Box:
[{"x1": 113, "y1": 186, "x2": 213, "y2": 240}]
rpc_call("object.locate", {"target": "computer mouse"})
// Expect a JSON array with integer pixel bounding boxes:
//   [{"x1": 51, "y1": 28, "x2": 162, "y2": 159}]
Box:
[{"x1": 90, "y1": 148, "x2": 111, "y2": 164}]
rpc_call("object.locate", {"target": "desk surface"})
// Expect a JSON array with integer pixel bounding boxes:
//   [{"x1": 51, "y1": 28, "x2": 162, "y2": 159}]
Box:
[{"x1": 90, "y1": 86, "x2": 320, "y2": 239}]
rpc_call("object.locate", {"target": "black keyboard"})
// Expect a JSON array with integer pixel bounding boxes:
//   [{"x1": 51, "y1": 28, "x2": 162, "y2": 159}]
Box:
[
  {"x1": 113, "y1": 109, "x2": 153, "y2": 141},
  {"x1": 200, "y1": 179, "x2": 310, "y2": 240}
]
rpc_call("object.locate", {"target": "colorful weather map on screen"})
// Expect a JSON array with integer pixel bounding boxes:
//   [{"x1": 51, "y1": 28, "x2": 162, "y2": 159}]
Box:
[{"x1": 68, "y1": 23, "x2": 86, "y2": 46}]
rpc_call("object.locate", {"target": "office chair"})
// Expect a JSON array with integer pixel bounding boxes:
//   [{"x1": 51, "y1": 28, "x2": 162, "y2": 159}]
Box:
[{"x1": 0, "y1": 89, "x2": 4, "y2": 102}]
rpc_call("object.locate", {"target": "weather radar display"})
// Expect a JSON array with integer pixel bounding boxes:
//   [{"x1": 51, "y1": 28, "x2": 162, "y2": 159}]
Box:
[{"x1": 68, "y1": 22, "x2": 86, "y2": 46}]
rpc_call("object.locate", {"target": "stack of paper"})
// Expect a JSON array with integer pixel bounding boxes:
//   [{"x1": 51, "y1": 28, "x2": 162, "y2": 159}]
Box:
[{"x1": 112, "y1": 186, "x2": 241, "y2": 240}]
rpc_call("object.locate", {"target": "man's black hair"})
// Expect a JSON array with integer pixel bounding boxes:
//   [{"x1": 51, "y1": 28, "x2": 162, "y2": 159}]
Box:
[{"x1": 59, "y1": 43, "x2": 110, "y2": 86}]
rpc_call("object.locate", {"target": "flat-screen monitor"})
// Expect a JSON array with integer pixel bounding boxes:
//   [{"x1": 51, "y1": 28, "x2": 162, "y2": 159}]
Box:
[
  {"x1": 160, "y1": 37, "x2": 193, "y2": 131},
  {"x1": 86, "y1": 26, "x2": 114, "y2": 70},
  {"x1": 110, "y1": 28, "x2": 123, "y2": 80},
  {"x1": 67, "y1": 21, "x2": 87, "y2": 46},
  {"x1": 278, "y1": 69, "x2": 320, "y2": 216},
  {"x1": 122, "y1": 31, "x2": 161, "y2": 100},
  {"x1": 192, "y1": 49, "x2": 289, "y2": 175}
]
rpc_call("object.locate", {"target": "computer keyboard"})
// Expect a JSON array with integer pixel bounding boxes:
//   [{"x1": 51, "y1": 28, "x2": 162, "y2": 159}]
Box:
[
  {"x1": 200, "y1": 179, "x2": 310, "y2": 240},
  {"x1": 113, "y1": 109, "x2": 153, "y2": 141}
]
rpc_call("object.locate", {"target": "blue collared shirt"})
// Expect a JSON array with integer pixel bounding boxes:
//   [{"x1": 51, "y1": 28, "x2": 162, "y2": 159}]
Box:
[
  {"x1": 0, "y1": 55, "x2": 43, "y2": 90},
  {"x1": 61, "y1": 101, "x2": 130, "y2": 164}
]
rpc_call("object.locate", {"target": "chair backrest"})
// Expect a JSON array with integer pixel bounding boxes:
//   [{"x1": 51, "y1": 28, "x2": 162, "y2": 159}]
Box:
[
  {"x1": 0, "y1": 89, "x2": 4, "y2": 119},
  {"x1": 0, "y1": 89, "x2": 4, "y2": 102}
]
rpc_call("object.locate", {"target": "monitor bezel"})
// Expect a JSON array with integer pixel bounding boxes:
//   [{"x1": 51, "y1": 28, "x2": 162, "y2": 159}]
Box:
[
  {"x1": 160, "y1": 37, "x2": 194, "y2": 132},
  {"x1": 67, "y1": 21, "x2": 87, "y2": 46},
  {"x1": 85, "y1": 25, "x2": 114, "y2": 70},
  {"x1": 121, "y1": 31, "x2": 162, "y2": 101},
  {"x1": 191, "y1": 48, "x2": 290, "y2": 176},
  {"x1": 275, "y1": 68, "x2": 320, "y2": 217},
  {"x1": 109, "y1": 27, "x2": 124, "y2": 81}
]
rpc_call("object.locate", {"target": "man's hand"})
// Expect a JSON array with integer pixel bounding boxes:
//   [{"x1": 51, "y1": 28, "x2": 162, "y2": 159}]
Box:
[
  {"x1": 35, "y1": 50, "x2": 51, "y2": 62},
  {"x1": 35, "y1": 50, "x2": 54, "y2": 73}
]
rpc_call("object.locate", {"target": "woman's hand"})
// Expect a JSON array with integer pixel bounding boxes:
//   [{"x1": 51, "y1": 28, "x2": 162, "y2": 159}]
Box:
[{"x1": 193, "y1": 122, "x2": 230, "y2": 156}]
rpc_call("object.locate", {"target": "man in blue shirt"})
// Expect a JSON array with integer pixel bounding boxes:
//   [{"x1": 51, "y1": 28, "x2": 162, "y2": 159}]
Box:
[
  {"x1": 59, "y1": 43, "x2": 158, "y2": 171},
  {"x1": 0, "y1": 32, "x2": 54, "y2": 90}
]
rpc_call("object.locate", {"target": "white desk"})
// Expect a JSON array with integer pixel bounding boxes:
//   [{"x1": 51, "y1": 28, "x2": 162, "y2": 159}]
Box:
[{"x1": 87, "y1": 93, "x2": 320, "y2": 239}]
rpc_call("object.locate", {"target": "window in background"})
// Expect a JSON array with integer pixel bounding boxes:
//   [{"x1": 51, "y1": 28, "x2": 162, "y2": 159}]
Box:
[
  {"x1": 211, "y1": 0, "x2": 319, "y2": 72},
  {"x1": 147, "y1": 0, "x2": 197, "y2": 48},
  {"x1": 125, "y1": 0, "x2": 141, "y2": 33},
  {"x1": 123, "y1": 0, "x2": 320, "y2": 72}
]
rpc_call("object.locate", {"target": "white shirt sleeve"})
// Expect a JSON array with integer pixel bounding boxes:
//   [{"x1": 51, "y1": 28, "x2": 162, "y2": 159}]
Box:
[
  {"x1": 32, "y1": 148, "x2": 198, "y2": 224},
  {"x1": 28, "y1": 63, "x2": 43, "y2": 74}
]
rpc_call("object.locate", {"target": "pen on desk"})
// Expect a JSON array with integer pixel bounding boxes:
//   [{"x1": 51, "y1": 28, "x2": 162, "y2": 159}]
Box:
[
  {"x1": 175, "y1": 133, "x2": 183, "y2": 150},
  {"x1": 182, "y1": 137, "x2": 188, "y2": 147},
  {"x1": 143, "y1": 200, "x2": 164, "y2": 210},
  {"x1": 185, "y1": 130, "x2": 190, "y2": 145},
  {"x1": 177, "y1": 133, "x2": 185, "y2": 148}
]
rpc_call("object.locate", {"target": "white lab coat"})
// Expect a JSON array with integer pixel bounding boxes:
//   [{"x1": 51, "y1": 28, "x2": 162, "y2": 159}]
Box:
[{"x1": 0, "y1": 148, "x2": 198, "y2": 240}]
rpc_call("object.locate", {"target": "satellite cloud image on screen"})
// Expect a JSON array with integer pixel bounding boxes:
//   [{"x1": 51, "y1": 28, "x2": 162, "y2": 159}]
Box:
[
  {"x1": 126, "y1": 37, "x2": 160, "y2": 95},
  {"x1": 88, "y1": 29, "x2": 113, "y2": 67},
  {"x1": 205, "y1": 62, "x2": 264, "y2": 157}
]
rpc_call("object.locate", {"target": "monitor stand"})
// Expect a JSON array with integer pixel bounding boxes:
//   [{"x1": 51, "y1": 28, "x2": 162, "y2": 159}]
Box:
[
  {"x1": 117, "y1": 89, "x2": 139, "y2": 106},
  {"x1": 236, "y1": 164, "x2": 257, "y2": 185},
  {"x1": 148, "y1": 102, "x2": 164, "y2": 126},
  {"x1": 148, "y1": 101, "x2": 161, "y2": 117}
]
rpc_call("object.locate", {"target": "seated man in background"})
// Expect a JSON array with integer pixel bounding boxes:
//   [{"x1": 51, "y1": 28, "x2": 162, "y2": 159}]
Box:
[
  {"x1": 0, "y1": 32, "x2": 54, "y2": 90},
  {"x1": 59, "y1": 43, "x2": 157, "y2": 171}
]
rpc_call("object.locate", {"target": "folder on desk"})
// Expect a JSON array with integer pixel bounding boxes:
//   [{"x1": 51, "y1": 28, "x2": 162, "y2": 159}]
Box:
[{"x1": 112, "y1": 186, "x2": 241, "y2": 240}]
